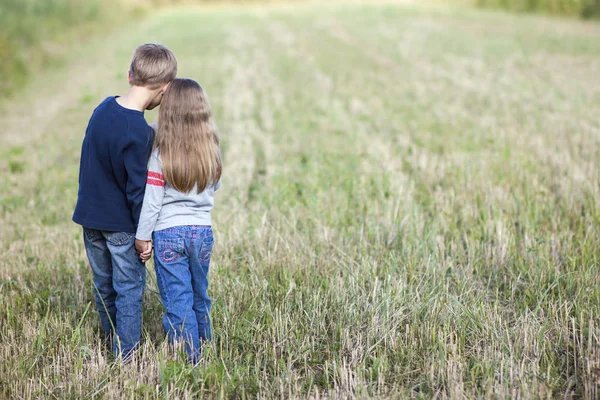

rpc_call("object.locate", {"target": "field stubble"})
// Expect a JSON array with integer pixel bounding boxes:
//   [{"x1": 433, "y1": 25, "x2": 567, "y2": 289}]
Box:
[{"x1": 0, "y1": 2, "x2": 600, "y2": 398}]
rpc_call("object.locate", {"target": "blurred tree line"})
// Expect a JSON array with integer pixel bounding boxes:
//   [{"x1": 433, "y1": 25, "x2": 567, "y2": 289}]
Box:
[
  {"x1": 0, "y1": 0, "x2": 598, "y2": 99},
  {"x1": 475, "y1": 0, "x2": 600, "y2": 17}
]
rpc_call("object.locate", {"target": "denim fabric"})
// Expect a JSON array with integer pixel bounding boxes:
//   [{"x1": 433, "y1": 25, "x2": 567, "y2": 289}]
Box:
[
  {"x1": 152, "y1": 225, "x2": 213, "y2": 362},
  {"x1": 83, "y1": 227, "x2": 146, "y2": 359}
]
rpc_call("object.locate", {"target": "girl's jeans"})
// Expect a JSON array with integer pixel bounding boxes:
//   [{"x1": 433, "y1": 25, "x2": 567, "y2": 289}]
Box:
[
  {"x1": 153, "y1": 225, "x2": 214, "y2": 362},
  {"x1": 82, "y1": 228, "x2": 146, "y2": 359}
]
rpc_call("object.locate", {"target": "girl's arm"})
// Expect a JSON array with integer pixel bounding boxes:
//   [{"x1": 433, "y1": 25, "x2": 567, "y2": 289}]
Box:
[{"x1": 136, "y1": 150, "x2": 165, "y2": 242}]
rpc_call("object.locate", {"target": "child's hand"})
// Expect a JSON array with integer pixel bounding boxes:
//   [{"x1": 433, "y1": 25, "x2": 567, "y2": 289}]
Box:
[{"x1": 135, "y1": 239, "x2": 153, "y2": 262}]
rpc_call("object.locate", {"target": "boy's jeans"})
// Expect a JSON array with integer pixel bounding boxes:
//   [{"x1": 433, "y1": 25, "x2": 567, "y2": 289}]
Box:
[
  {"x1": 82, "y1": 227, "x2": 146, "y2": 358},
  {"x1": 153, "y1": 225, "x2": 213, "y2": 362}
]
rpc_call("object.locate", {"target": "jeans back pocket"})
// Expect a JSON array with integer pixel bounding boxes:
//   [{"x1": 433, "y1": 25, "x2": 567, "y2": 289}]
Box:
[
  {"x1": 157, "y1": 238, "x2": 185, "y2": 264},
  {"x1": 83, "y1": 228, "x2": 98, "y2": 242},
  {"x1": 105, "y1": 231, "x2": 134, "y2": 246},
  {"x1": 198, "y1": 239, "x2": 214, "y2": 266}
]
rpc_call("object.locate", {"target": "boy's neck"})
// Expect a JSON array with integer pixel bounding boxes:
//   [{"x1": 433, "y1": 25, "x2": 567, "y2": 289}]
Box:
[{"x1": 116, "y1": 86, "x2": 153, "y2": 112}]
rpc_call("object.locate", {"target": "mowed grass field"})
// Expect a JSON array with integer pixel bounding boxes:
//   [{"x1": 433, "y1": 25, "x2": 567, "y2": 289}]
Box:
[{"x1": 1, "y1": 2, "x2": 600, "y2": 398}]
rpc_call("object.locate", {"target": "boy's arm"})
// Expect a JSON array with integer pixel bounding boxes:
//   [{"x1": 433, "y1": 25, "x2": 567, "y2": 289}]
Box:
[
  {"x1": 124, "y1": 126, "x2": 154, "y2": 229},
  {"x1": 136, "y1": 151, "x2": 165, "y2": 241}
]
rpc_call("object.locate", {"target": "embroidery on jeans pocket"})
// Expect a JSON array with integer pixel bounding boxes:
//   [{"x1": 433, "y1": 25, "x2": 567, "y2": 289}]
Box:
[
  {"x1": 158, "y1": 238, "x2": 184, "y2": 264},
  {"x1": 198, "y1": 239, "x2": 214, "y2": 266},
  {"x1": 106, "y1": 232, "x2": 133, "y2": 246}
]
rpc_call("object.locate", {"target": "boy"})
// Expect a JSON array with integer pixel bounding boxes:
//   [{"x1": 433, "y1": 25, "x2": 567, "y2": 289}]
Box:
[{"x1": 73, "y1": 44, "x2": 177, "y2": 359}]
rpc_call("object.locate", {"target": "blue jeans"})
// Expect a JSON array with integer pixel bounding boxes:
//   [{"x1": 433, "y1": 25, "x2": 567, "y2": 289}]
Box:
[
  {"x1": 82, "y1": 228, "x2": 146, "y2": 358},
  {"x1": 153, "y1": 225, "x2": 213, "y2": 362}
]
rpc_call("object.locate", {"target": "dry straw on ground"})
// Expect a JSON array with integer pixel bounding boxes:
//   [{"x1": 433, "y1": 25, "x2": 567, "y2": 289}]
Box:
[{"x1": 0, "y1": 2, "x2": 599, "y2": 398}]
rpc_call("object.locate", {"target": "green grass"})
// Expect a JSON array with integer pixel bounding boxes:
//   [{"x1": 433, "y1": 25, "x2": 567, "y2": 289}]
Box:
[
  {"x1": 454, "y1": 0, "x2": 600, "y2": 17},
  {"x1": 0, "y1": 0, "x2": 126, "y2": 97},
  {"x1": 1, "y1": 2, "x2": 600, "y2": 398}
]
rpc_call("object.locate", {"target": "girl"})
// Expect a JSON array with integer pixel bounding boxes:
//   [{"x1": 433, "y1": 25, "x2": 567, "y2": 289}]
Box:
[{"x1": 135, "y1": 78, "x2": 222, "y2": 362}]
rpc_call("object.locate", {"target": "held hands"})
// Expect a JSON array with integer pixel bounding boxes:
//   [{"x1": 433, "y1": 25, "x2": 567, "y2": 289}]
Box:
[{"x1": 135, "y1": 239, "x2": 153, "y2": 263}]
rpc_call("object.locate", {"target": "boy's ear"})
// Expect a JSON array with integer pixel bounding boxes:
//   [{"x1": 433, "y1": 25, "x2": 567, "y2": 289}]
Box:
[
  {"x1": 160, "y1": 82, "x2": 170, "y2": 93},
  {"x1": 127, "y1": 71, "x2": 133, "y2": 85}
]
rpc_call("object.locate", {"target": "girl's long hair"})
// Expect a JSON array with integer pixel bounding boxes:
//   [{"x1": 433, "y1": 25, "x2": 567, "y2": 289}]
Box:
[{"x1": 156, "y1": 78, "x2": 222, "y2": 193}]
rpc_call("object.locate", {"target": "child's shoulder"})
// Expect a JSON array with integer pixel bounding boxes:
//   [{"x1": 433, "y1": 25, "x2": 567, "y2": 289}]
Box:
[
  {"x1": 87, "y1": 97, "x2": 117, "y2": 126},
  {"x1": 90, "y1": 96, "x2": 112, "y2": 113},
  {"x1": 95, "y1": 96, "x2": 117, "y2": 110},
  {"x1": 90, "y1": 96, "x2": 122, "y2": 121}
]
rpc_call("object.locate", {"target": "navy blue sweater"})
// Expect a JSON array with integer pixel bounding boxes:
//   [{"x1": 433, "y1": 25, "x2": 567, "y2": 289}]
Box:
[{"x1": 73, "y1": 96, "x2": 154, "y2": 233}]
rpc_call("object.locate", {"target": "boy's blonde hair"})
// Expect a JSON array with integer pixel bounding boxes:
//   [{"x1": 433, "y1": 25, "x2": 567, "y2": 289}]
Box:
[
  {"x1": 156, "y1": 78, "x2": 222, "y2": 194},
  {"x1": 129, "y1": 44, "x2": 177, "y2": 89}
]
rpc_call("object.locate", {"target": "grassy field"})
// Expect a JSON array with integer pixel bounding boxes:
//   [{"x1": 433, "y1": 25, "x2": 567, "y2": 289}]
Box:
[
  {"x1": 0, "y1": 0, "x2": 127, "y2": 97},
  {"x1": 1, "y1": 2, "x2": 600, "y2": 398},
  {"x1": 472, "y1": 0, "x2": 600, "y2": 18}
]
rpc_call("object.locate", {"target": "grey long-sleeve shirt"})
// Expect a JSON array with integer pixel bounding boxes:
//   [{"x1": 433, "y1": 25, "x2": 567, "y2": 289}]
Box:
[{"x1": 135, "y1": 149, "x2": 220, "y2": 241}]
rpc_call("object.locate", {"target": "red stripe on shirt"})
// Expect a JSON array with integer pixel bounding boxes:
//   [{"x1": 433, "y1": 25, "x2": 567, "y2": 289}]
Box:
[
  {"x1": 147, "y1": 178, "x2": 165, "y2": 187},
  {"x1": 148, "y1": 171, "x2": 164, "y2": 180}
]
